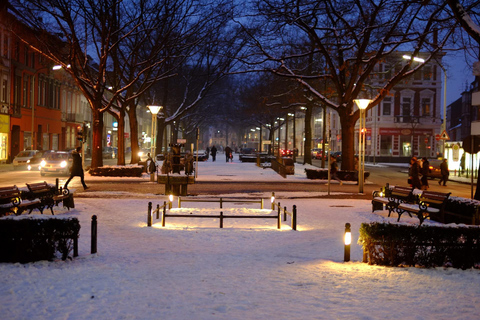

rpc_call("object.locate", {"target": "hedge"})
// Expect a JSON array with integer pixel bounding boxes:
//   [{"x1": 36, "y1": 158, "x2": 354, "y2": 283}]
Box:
[
  {"x1": 359, "y1": 222, "x2": 480, "y2": 269},
  {"x1": 0, "y1": 217, "x2": 80, "y2": 263},
  {"x1": 89, "y1": 165, "x2": 144, "y2": 177}
]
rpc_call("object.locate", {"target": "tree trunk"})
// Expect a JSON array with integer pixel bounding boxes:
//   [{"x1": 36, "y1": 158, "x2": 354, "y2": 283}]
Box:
[
  {"x1": 127, "y1": 102, "x2": 140, "y2": 164},
  {"x1": 339, "y1": 111, "x2": 357, "y2": 171},
  {"x1": 156, "y1": 117, "x2": 165, "y2": 156},
  {"x1": 91, "y1": 107, "x2": 104, "y2": 169},
  {"x1": 117, "y1": 110, "x2": 125, "y2": 165},
  {"x1": 303, "y1": 104, "x2": 313, "y2": 165}
]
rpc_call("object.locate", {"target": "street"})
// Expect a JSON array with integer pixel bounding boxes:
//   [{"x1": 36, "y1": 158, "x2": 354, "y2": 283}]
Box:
[{"x1": 0, "y1": 159, "x2": 476, "y2": 199}]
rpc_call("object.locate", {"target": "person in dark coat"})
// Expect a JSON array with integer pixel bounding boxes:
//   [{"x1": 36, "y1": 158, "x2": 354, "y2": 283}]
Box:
[
  {"x1": 421, "y1": 157, "x2": 430, "y2": 190},
  {"x1": 146, "y1": 153, "x2": 156, "y2": 174},
  {"x1": 210, "y1": 145, "x2": 217, "y2": 162},
  {"x1": 225, "y1": 146, "x2": 232, "y2": 162},
  {"x1": 408, "y1": 156, "x2": 422, "y2": 190},
  {"x1": 439, "y1": 158, "x2": 449, "y2": 186},
  {"x1": 64, "y1": 146, "x2": 88, "y2": 190},
  {"x1": 330, "y1": 155, "x2": 342, "y2": 185}
]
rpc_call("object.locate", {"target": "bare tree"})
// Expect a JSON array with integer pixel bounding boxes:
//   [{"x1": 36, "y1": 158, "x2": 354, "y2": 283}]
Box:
[
  {"x1": 240, "y1": 0, "x2": 458, "y2": 170},
  {"x1": 8, "y1": 0, "x2": 237, "y2": 168}
]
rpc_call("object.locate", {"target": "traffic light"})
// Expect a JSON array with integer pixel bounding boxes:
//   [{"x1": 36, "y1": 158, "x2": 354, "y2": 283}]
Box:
[{"x1": 77, "y1": 126, "x2": 83, "y2": 142}]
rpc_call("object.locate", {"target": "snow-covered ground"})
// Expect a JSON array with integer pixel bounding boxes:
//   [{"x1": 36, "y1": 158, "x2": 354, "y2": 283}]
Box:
[{"x1": 1, "y1": 159, "x2": 480, "y2": 320}]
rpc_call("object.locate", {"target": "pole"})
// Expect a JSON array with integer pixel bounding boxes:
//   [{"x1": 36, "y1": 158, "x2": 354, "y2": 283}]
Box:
[
  {"x1": 443, "y1": 69, "x2": 447, "y2": 158},
  {"x1": 359, "y1": 108, "x2": 365, "y2": 193}
]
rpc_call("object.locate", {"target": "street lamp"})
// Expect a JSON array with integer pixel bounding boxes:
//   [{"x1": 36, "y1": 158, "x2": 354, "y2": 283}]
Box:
[
  {"x1": 147, "y1": 105, "x2": 162, "y2": 158},
  {"x1": 354, "y1": 99, "x2": 371, "y2": 193}
]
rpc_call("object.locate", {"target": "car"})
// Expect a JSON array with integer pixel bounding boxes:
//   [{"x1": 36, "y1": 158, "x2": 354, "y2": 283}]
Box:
[
  {"x1": 27, "y1": 150, "x2": 55, "y2": 171},
  {"x1": 193, "y1": 150, "x2": 208, "y2": 161},
  {"x1": 40, "y1": 151, "x2": 73, "y2": 176},
  {"x1": 239, "y1": 148, "x2": 257, "y2": 162},
  {"x1": 331, "y1": 151, "x2": 342, "y2": 162},
  {"x1": 13, "y1": 150, "x2": 40, "y2": 170},
  {"x1": 426, "y1": 159, "x2": 442, "y2": 179},
  {"x1": 102, "y1": 146, "x2": 117, "y2": 159},
  {"x1": 280, "y1": 149, "x2": 293, "y2": 157}
]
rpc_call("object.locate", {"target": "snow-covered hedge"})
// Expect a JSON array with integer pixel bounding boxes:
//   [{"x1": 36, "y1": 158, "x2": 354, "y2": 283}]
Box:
[
  {"x1": 89, "y1": 165, "x2": 144, "y2": 177},
  {"x1": 359, "y1": 222, "x2": 480, "y2": 269}
]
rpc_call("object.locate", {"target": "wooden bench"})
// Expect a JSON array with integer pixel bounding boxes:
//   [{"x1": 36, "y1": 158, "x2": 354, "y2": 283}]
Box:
[
  {"x1": 25, "y1": 181, "x2": 73, "y2": 215},
  {"x1": 397, "y1": 190, "x2": 451, "y2": 225},
  {"x1": 0, "y1": 185, "x2": 41, "y2": 216},
  {"x1": 372, "y1": 186, "x2": 416, "y2": 217}
]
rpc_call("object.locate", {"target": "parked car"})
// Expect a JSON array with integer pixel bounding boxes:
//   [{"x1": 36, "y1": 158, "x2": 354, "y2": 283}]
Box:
[
  {"x1": 102, "y1": 147, "x2": 116, "y2": 159},
  {"x1": 27, "y1": 150, "x2": 55, "y2": 171},
  {"x1": 331, "y1": 151, "x2": 342, "y2": 162},
  {"x1": 193, "y1": 150, "x2": 208, "y2": 161},
  {"x1": 13, "y1": 150, "x2": 40, "y2": 170},
  {"x1": 40, "y1": 151, "x2": 73, "y2": 176},
  {"x1": 239, "y1": 148, "x2": 257, "y2": 162}
]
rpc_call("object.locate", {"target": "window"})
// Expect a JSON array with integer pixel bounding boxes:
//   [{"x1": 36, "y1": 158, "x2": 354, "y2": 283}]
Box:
[
  {"x1": 23, "y1": 76, "x2": 28, "y2": 107},
  {"x1": 382, "y1": 97, "x2": 391, "y2": 115},
  {"x1": 402, "y1": 97, "x2": 412, "y2": 121},
  {"x1": 421, "y1": 98, "x2": 431, "y2": 116},
  {"x1": 1, "y1": 78, "x2": 7, "y2": 103},
  {"x1": 423, "y1": 66, "x2": 432, "y2": 81}
]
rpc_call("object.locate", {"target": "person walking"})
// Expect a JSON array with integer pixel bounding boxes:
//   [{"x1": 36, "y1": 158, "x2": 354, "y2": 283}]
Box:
[
  {"x1": 439, "y1": 158, "x2": 449, "y2": 186},
  {"x1": 330, "y1": 155, "x2": 342, "y2": 185},
  {"x1": 225, "y1": 146, "x2": 232, "y2": 162},
  {"x1": 421, "y1": 157, "x2": 430, "y2": 190},
  {"x1": 64, "y1": 146, "x2": 88, "y2": 190},
  {"x1": 408, "y1": 156, "x2": 422, "y2": 190},
  {"x1": 210, "y1": 145, "x2": 217, "y2": 162}
]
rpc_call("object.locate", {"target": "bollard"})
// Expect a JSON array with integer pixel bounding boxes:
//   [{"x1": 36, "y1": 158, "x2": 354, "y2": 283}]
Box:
[
  {"x1": 162, "y1": 201, "x2": 166, "y2": 227},
  {"x1": 147, "y1": 202, "x2": 152, "y2": 227},
  {"x1": 292, "y1": 205, "x2": 297, "y2": 230},
  {"x1": 91, "y1": 215, "x2": 97, "y2": 254},
  {"x1": 271, "y1": 192, "x2": 275, "y2": 210},
  {"x1": 220, "y1": 211, "x2": 224, "y2": 228},
  {"x1": 156, "y1": 204, "x2": 160, "y2": 220},
  {"x1": 344, "y1": 223, "x2": 351, "y2": 262},
  {"x1": 284, "y1": 206, "x2": 287, "y2": 221}
]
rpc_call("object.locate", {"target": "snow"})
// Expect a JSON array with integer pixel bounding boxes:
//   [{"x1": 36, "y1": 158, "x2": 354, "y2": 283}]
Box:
[{"x1": 2, "y1": 159, "x2": 480, "y2": 320}]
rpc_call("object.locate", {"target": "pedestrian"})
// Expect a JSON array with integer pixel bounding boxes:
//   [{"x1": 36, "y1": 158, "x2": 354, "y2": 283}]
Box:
[
  {"x1": 330, "y1": 155, "x2": 342, "y2": 185},
  {"x1": 205, "y1": 147, "x2": 210, "y2": 160},
  {"x1": 211, "y1": 145, "x2": 217, "y2": 162},
  {"x1": 64, "y1": 146, "x2": 88, "y2": 190},
  {"x1": 439, "y1": 158, "x2": 449, "y2": 186},
  {"x1": 408, "y1": 156, "x2": 422, "y2": 190},
  {"x1": 421, "y1": 157, "x2": 430, "y2": 190},
  {"x1": 225, "y1": 146, "x2": 232, "y2": 162},
  {"x1": 146, "y1": 153, "x2": 156, "y2": 174}
]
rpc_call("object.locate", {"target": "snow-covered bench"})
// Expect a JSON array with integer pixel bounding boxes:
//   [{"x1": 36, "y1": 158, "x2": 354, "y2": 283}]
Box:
[
  {"x1": 372, "y1": 186, "x2": 416, "y2": 217},
  {"x1": 0, "y1": 185, "x2": 41, "y2": 216},
  {"x1": 397, "y1": 190, "x2": 451, "y2": 225}
]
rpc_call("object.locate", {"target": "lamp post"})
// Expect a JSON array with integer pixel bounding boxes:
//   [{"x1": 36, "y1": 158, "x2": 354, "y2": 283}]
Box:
[
  {"x1": 147, "y1": 105, "x2": 162, "y2": 158},
  {"x1": 354, "y1": 99, "x2": 371, "y2": 193}
]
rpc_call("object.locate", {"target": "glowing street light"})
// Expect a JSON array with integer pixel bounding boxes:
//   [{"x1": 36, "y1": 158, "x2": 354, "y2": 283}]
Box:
[
  {"x1": 354, "y1": 99, "x2": 371, "y2": 193},
  {"x1": 344, "y1": 223, "x2": 352, "y2": 262},
  {"x1": 147, "y1": 105, "x2": 162, "y2": 158}
]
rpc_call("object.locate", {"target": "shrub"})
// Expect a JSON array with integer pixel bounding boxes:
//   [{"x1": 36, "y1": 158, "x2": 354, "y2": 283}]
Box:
[
  {"x1": 89, "y1": 165, "x2": 144, "y2": 177},
  {"x1": 0, "y1": 217, "x2": 80, "y2": 263},
  {"x1": 359, "y1": 222, "x2": 480, "y2": 269}
]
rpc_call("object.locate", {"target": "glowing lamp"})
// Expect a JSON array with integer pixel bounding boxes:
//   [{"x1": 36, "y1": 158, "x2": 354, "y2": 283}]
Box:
[{"x1": 344, "y1": 223, "x2": 352, "y2": 262}]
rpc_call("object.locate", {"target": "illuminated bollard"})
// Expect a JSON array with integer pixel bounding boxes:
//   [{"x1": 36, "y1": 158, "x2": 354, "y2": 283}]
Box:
[{"x1": 344, "y1": 223, "x2": 351, "y2": 262}]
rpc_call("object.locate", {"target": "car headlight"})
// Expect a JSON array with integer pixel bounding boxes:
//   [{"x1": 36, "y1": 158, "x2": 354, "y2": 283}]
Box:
[
  {"x1": 27, "y1": 165, "x2": 32, "y2": 170},
  {"x1": 60, "y1": 160, "x2": 67, "y2": 168},
  {"x1": 40, "y1": 160, "x2": 46, "y2": 167},
  {"x1": 27, "y1": 159, "x2": 31, "y2": 163}
]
